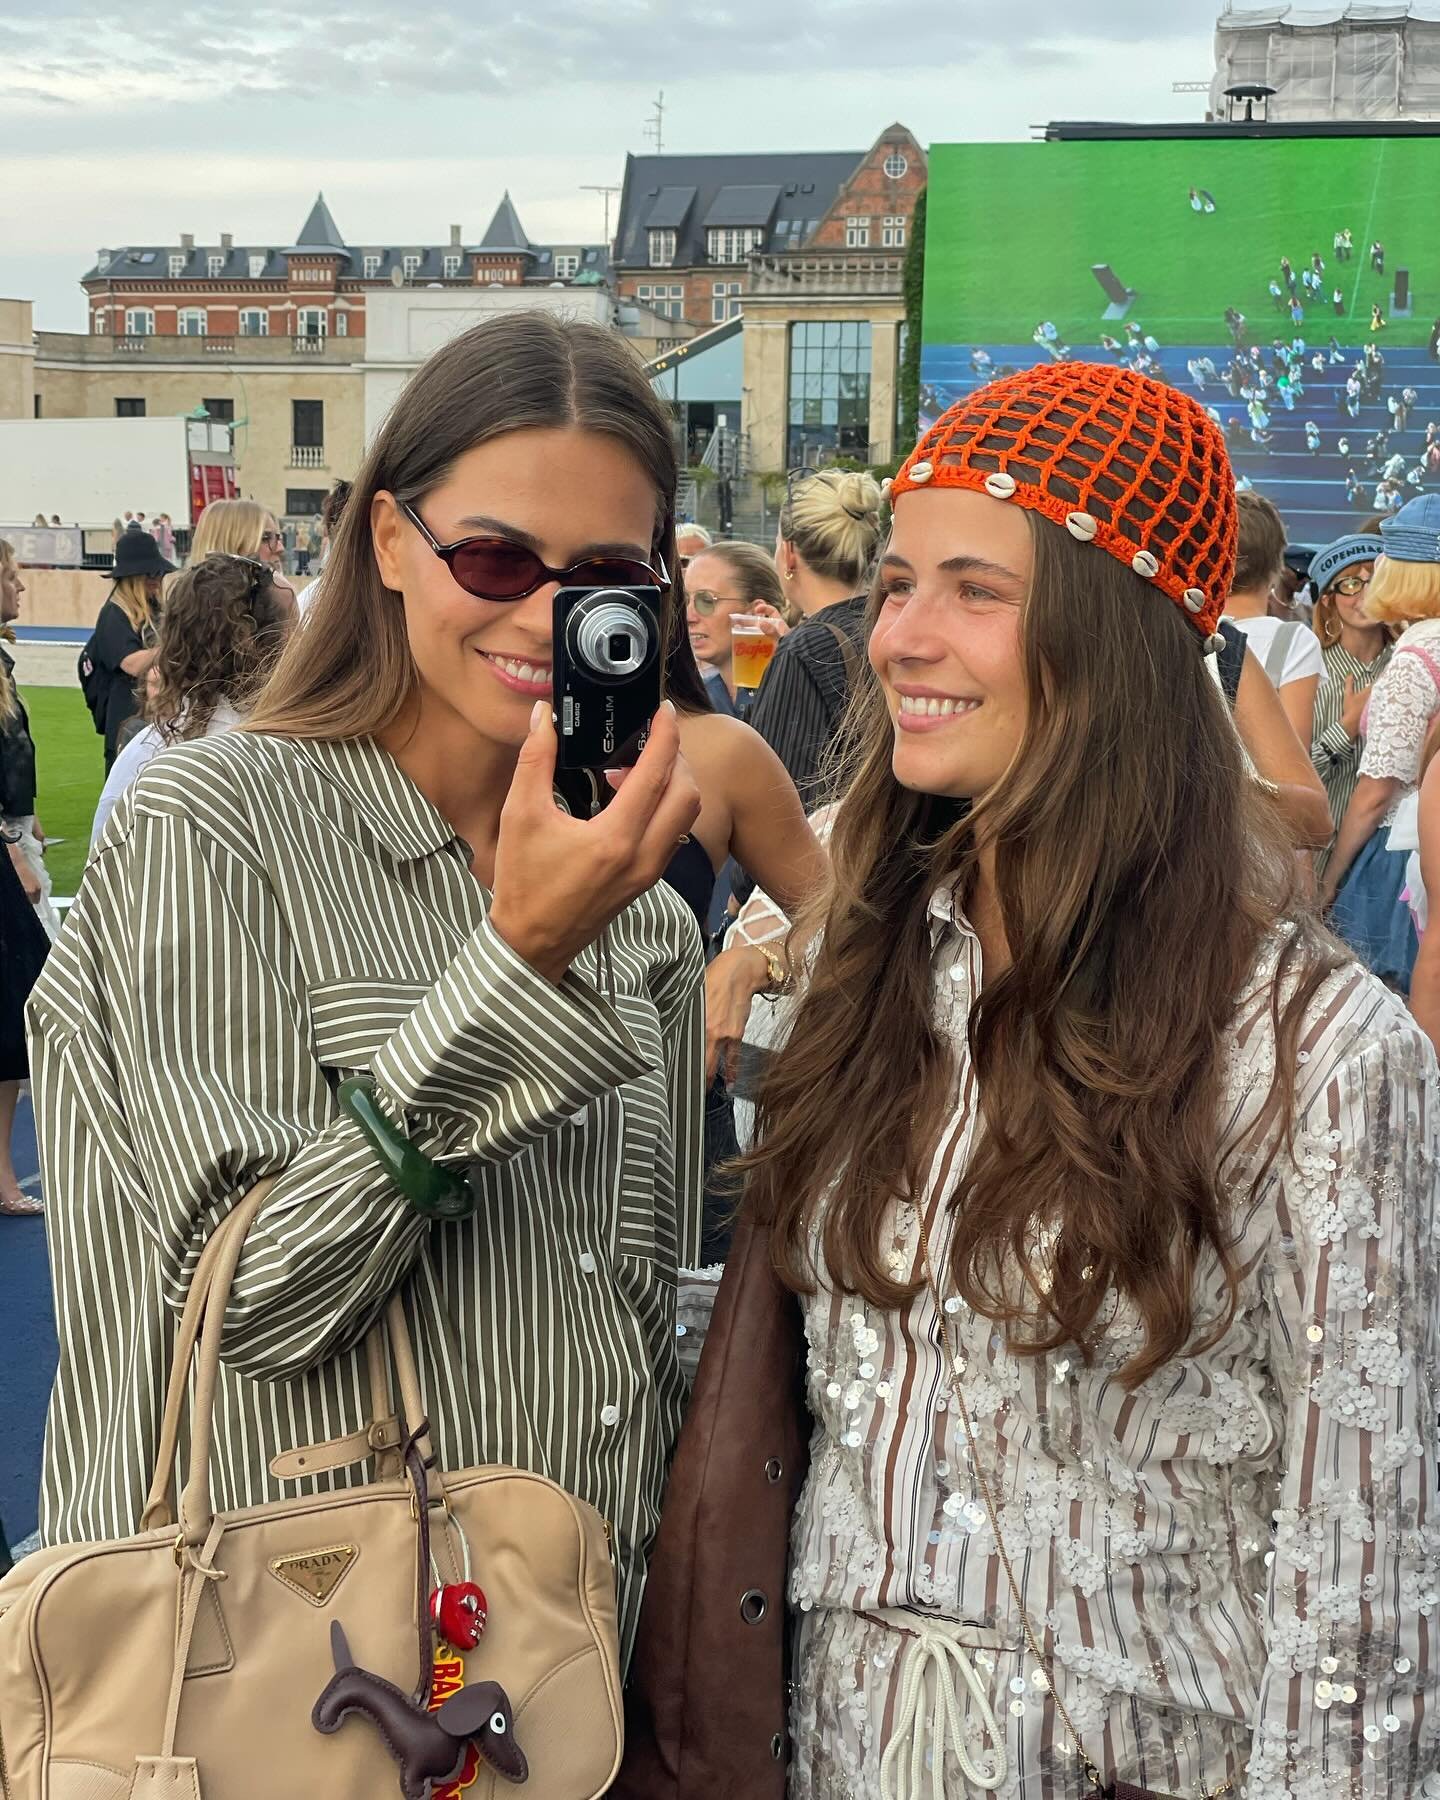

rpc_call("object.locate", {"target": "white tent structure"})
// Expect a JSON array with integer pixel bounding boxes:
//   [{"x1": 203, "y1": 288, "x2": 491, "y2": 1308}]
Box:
[{"x1": 1213, "y1": 4, "x2": 1440, "y2": 118}]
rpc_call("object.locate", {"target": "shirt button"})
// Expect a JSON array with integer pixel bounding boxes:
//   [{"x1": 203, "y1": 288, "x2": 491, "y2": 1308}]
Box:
[
  {"x1": 600, "y1": 1404, "x2": 620, "y2": 1427},
  {"x1": 569, "y1": 1108, "x2": 588, "y2": 1125},
  {"x1": 578, "y1": 1251, "x2": 597, "y2": 1275},
  {"x1": 949, "y1": 962, "x2": 966, "y2": 983}
]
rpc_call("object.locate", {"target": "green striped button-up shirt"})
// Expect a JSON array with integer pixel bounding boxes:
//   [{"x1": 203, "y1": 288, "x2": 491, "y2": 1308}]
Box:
[{"x1": 26, "y1": 731, "x2": 704, "y2": 1662}]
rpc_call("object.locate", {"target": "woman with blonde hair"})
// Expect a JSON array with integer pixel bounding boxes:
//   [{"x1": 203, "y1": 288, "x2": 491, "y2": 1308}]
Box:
[
  {"x1": 684, "y1": 538, "x2": 790, "y2": 711},
  {"x1": 744, "y1": 467, "x2": 884, "y2": 811},
  {"x1": 1321, "y1": 492, "x2": 1440, "y2": 988},
  {"x1": 1305, "y1": 532, "x2": 1392, "y2": 871},
  {"x1": 84, "y1": 524, "x2": 173, "y2": 768},
  {"x1": 190, "y1": 497, "x2": 296, "y2": 613}
]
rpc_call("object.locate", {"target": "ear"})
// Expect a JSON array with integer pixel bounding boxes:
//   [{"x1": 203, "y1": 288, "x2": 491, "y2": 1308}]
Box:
[
  {"x1": 371, "y1": 490, "x2": 407, "y2": 594},
  {"x1": 434, "y1": 1680, "x2": 508, "y2": 1740}
]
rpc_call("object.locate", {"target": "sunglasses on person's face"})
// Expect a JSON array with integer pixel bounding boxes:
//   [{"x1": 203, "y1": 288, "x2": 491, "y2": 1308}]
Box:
[
  {"x1": 687, "y1": 589, "x2": 745, "y2": 616},
  {"x1": 1333, "y1": 572, "x2": 1372, "y2": 596},
  {"x1": 260, "y1": 531, "x2": 284, "y2": 547},
  {"x1": 402, "y1": 500, "x2": 668, "y2": 601}
]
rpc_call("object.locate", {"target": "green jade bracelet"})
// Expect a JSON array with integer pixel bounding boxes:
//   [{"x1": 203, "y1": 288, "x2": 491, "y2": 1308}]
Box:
[{"x1": 337, "y1": 1077, "x2": 477, "y2": 1220}]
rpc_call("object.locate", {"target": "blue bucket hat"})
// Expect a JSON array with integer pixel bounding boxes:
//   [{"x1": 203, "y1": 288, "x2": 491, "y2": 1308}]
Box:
[
  {"x1": 1379, "y1": 492, "x2": 1440, "y2": 564},
  {"x1": 1308, "y1": 533, "x2": 1384, "y2": 597}
]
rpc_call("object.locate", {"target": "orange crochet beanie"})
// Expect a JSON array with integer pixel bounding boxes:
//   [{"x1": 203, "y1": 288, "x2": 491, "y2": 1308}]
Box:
[{"x1": 888, "y1": 363, "x2": 1237, "y2": 648}]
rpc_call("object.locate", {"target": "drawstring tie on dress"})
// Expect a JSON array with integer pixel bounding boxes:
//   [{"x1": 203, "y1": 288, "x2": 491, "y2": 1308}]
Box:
[{"x1": 877, "y1": 1617, "x2": 1007, "y2": 1799}]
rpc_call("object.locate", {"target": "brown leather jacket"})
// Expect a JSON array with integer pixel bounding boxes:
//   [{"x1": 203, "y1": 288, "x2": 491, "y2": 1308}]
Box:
[{"x1": 613, "y1": 1211, "x2": 811, "y2": 1800}]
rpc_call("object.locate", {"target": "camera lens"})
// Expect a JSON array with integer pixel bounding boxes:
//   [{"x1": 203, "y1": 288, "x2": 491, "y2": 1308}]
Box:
[{"x1": 569, "y1": 591, "x2": 654, "y2": 679}]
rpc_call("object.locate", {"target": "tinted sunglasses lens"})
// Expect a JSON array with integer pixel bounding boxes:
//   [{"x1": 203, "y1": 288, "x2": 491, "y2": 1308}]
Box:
[
  {"x1": 689, "y1": 591, "x2": 718, "y2": 615},
  {"x1": 449, "y1": 540, "x2": 545, "y2": 599},
  {"x1": 571, "y1": 559, "x2": 661, "y2": 589}
]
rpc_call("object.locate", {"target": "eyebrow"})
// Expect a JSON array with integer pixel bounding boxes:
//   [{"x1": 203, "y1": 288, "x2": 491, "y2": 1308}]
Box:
[
  {"x1": 880, "y1": 550, "x2": 1024, "y2": 585},
  {"x1": 455, "y1": 513, "x2": 651, "y2": 562}
]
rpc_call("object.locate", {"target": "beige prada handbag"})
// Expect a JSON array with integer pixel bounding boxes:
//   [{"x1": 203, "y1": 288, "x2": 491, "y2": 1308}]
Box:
[{"x1": 0, "y1": 1180, "x2": 623, "y2": 1800}]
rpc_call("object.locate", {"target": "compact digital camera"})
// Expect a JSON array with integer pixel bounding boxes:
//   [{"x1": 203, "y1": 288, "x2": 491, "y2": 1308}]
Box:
[{"x1": 551, "y1": 583, "x2": 663, "y2": 773}]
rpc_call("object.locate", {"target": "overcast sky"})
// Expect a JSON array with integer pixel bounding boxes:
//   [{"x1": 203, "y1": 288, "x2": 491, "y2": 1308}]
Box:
[{"x1": 2, "y1": 0, "x2": 1229, "y2": 331}]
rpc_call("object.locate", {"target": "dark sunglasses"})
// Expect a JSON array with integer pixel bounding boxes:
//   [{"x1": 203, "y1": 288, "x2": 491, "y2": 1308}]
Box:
[
  {"x1": 260, "y1": 531, "x2": 284, "y2": 546},
  {"x1": 402, "y1": 500, "x2": 668, "y2": 601}
]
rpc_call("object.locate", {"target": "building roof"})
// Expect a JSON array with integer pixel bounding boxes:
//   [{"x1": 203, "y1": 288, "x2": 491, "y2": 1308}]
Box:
[
  {"x1": 82, "y1": 192, "x2": 610, "y2": 287},
  {"x1": 288, "y1": 192, "x2": 350, "y2": 259},
  {"x1": 614, "y1": 149, "x2": 861, "y2": 268},
  {"x1": 1217, "y1": 2, "x2": 1440, "y2": 24},
  {"x1": 476, "y1": 192, "x2": 532, "y2": 256}
]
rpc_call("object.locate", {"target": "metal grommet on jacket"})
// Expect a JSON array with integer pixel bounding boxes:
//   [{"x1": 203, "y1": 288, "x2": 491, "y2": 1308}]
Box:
[
  {"x1": 764, "y1": 1457, "x2": 783, "y2": 1484},
  {"x1": 739, "y1": 1589, "x2": 769, "y2": 1625}
]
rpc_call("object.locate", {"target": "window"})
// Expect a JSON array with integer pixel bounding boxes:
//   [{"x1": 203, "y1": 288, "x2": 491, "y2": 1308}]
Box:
[
  {"x1": 363, "y1": 253, "x2": 382, "y2": 278},
  {"x1": 334, "y1": 310, "x2": 348, "y2": 337},
  {"x1": 711, "y1": 281, "x2": 743, "y2": 322},
  {"x1": 291, "y1": 400, "x2": 324, "y2": 465},
  {"x1": 443, "y1": 252, "x2": 462, "y2": 278},
  {"x1": 249, "y1": 253, "x2": 267, "y2": 279},
  {"x1": 554, "y1": 253, "x2": 580, "y2": 279},
  {"x1": 787, "y1": 319, "x2": 872, "y2": 466},
  {"x1": 845, "y1": 217, "x2": 871, "y2": 249},
  {"x1": 208, "y1": 253, "x2": 225, "y2": 277},
  {"x1": 178, "y1": 308, "x2": 208, "y2": 336},
  {"x1": 286, "y1": 488, "x2": 329, "y2": 516},
  {"x1": 33, "y1": 394, "x2": 41, "y2": 418},
  {"x1": 882, "y1": 215, "x2": 906, "y2": 249},
  {"x1": 115, "y1": 397, "x2": 146, "y2": 417},
  {"x1": 296, "y1": 307, "x2": 327, "y2": 339},
  {"x1": 124, "y1": 308, "x2": 155, "y2": 336},
  {"x1": 648, "y1": 229, "x2": 676, "y2": 267},
  {"x1": 706, "y1": 227, "x2": 762, "y2": 264},
  {"x1": 883, "y1": 151, "x2": 909, "y2": 180},
  {"x1": 402, "y1": 253, "x2": 422, "y2": 279},
  {"x1": 92, "y1": 310, "x2": 108, "y2": 334},
  {"x1": 169, "y1": 252, "x2": 187, "y2": 277},
  {"x1": 239, "y1": 309, "x2": 269, "y2": 336},
  {"x1": 201, "y1": 397, "x2": 234, "y2": 422}
]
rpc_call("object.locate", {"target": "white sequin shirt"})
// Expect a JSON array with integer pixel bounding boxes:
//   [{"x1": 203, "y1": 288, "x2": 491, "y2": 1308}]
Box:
[{"x1": 787, "y1": 894, "x2": 1440, "y2": 1800}]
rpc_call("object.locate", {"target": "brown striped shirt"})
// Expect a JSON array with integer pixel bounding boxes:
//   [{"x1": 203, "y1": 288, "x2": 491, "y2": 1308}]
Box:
[
  {"x1": 787, "y1": 895, "x2": 1440, "y2": 1798},
  {"x1": 26, "y1": 730, "x2": 704, "y2": 1664}
]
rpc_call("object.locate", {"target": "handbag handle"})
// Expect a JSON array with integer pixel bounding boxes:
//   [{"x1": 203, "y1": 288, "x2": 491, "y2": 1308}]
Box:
[{"x1": 138, "y1": 1177, "x2": 437, "y2": 1544}]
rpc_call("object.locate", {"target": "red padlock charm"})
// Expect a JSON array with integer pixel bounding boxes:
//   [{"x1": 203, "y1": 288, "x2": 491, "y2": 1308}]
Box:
[{"x1": 429, "y1": 1581, "x2": 488, "y2": 1651}]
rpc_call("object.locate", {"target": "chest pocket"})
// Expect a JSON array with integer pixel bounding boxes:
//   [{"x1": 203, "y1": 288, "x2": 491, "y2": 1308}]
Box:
[{"x1": 308, "y1": 978, "x2": 432, "y2": 1075}]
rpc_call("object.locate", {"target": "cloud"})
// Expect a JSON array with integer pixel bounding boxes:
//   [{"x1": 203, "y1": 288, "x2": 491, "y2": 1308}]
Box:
[{"x1": 0, "y1": 0, "x2": 1219, "y2": 107}]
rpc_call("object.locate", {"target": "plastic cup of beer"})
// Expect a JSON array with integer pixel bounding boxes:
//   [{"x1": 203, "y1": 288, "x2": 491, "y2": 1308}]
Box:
[{"x1": 731, "y1": 614, "x2": 776, "y2": 689}]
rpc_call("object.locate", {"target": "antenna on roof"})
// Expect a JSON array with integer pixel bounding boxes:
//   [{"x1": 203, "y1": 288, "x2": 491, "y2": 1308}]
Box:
[
  {"x1": 644, "y1": 90, "x2": 665, "y2": 155},
  {"x1": 581, "y1": 183, "x2": 622, "y2": 243}
]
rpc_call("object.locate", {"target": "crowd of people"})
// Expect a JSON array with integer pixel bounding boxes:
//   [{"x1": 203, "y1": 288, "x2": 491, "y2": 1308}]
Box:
[{"x1": 1, "y1": 316, "x2": 1437, "y2": 1798}]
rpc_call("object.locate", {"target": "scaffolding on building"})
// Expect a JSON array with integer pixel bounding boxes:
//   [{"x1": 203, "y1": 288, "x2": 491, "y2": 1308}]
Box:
[{"x1": 1213, "y1": 4, "x2": 1440, "y2": 119}]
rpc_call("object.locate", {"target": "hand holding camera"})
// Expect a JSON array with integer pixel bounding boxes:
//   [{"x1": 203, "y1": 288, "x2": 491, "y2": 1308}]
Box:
[{"x1": 489, "y1": 701, "x2": 701, "y2": 985}]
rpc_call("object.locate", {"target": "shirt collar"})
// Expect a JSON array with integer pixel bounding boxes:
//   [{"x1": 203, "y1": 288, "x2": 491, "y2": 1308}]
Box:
[
  {"x1": 927, "y1": 877, "x2": 978, "y2": 940},
  {"x1": 289, "y1": 735, "x2": 459, "y2": 864}
]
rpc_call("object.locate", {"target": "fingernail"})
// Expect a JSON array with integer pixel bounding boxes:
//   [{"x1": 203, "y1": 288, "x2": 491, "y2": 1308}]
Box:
[
  {"x1": 662, "y1": 699, "x2": 677, "y2": 718},
  {"x1": 530, "y1": 701, "x2": 545, "y2": 732}
]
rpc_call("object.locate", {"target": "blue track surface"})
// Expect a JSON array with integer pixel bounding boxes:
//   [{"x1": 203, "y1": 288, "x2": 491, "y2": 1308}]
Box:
[
  {"x1": 920, "y1": 339, "x2": 1440, "y2": 544},
  {"x1": 12, "y1": 626, "x2": 87, "y2": 644},
  {"x1": 1, "y1": 1094, "x2": 54, "y2": 1553}
]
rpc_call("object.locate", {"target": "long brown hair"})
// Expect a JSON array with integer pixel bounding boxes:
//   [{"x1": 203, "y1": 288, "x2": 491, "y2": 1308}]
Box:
[
  {"x1": 249, "y1": 312, "x2": 684, "y2": 741},
  {"x1": 746, "y1": 515, "x2": 1342, "y2": 1388},
  {"x1": 147, "y1": 555, "x2": 290, "y2": 742}
]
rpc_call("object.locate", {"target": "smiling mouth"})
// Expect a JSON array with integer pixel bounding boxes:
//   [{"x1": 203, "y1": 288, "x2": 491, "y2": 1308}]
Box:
[
  {"x1": 897, "y1": 695, "x2": 981, "y2": 719},
  {"x1": 479, "y1": 651, "x2": 553, "y2": 694}
]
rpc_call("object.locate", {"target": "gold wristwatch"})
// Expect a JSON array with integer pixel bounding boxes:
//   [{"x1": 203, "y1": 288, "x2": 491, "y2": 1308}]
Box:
[{"x1": 754, "y1": 941, "x2": 793, "y2": 995}]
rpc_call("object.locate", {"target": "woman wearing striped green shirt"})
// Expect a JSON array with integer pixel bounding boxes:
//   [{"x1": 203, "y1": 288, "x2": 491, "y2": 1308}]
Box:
[
  {"x1": 27, "y1": 314, "x2": 705, "y2": 1662},
  {"x1": 1306, "y1": 532, "x2": 1392, "y2": 875}
]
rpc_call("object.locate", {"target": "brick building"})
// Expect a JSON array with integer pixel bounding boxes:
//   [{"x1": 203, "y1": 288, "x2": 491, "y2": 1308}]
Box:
[
  {"x1": 81, "y1": 193, "x2": 611, "y2": 343},
  {"x1": 612, "y1": 124, "x2": 926, "y2": 332}
]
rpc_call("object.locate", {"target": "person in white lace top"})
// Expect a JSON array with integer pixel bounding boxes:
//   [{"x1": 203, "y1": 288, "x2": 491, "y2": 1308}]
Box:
[
  {"x1": 1322, "y1": 493, "x2": 1440, "y2": 990},
  {"x1": 739, "y1": 367, "x2": 1439, "y2": 1800}
]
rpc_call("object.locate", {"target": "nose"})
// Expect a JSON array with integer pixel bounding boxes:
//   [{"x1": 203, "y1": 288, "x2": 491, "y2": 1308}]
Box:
[{"x1": 872, "y1": 589, "x2": 947, "y2": 668}]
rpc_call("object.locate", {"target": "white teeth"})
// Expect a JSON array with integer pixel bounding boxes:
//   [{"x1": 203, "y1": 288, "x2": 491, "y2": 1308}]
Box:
[
  {"x1": 898, "y1": 695, "x2": 976, "y2": 718},
  {"x1": 490, "y1": 655, "x2": 551, "y2": 684}
]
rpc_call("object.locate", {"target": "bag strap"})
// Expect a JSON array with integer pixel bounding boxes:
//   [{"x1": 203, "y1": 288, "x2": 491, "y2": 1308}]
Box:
[
  {"x1": 1259, "y1": 623, "x2": 1295, "y2": 689},
  {"x1": 139, "y1": 1177, "x2": 432, "y2": 1545}
]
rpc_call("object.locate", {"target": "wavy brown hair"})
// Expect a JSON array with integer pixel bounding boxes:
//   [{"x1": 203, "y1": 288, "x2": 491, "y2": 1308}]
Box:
[
  {"x1": 745, "y1": 514, "x2": 1343, "y2": 1388},
  {"x1": 147, "y1": 555, "x2": 290, "y2": 743},
  {"x1": 248, "y1": 312, "x2": 684, "y2": 741}
]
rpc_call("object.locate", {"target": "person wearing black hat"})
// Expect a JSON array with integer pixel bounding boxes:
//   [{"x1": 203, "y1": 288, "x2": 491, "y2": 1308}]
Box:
[{"x1": 87, "y1": 526, "x2": 174, "y2": 769}]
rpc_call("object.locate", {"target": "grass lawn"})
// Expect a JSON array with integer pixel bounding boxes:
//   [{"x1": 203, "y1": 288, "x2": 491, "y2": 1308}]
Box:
[
  {"x1": 923, "y1": 136, "x2": 1438, "y2": 351},
  {"x1": 22, "y1": 686, "x2": 105, "y2": 899}
]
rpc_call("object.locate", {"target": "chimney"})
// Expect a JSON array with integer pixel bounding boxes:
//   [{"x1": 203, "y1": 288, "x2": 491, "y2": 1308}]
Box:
[
  {"x1": 220, "y1": 232, "x2": 233, "y2": 253},
  {"x1": 450, "y1": 224, "x2": 463, "y2": 247},
  {"x1": 180, "y1": 232, "x2": 195, "y2": 252}
]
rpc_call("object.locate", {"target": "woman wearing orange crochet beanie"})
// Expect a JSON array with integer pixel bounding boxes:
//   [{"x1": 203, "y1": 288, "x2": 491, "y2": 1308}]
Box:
[{"x1": 646, "y1": 364, "x2": 1438, "y2": 1800}]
